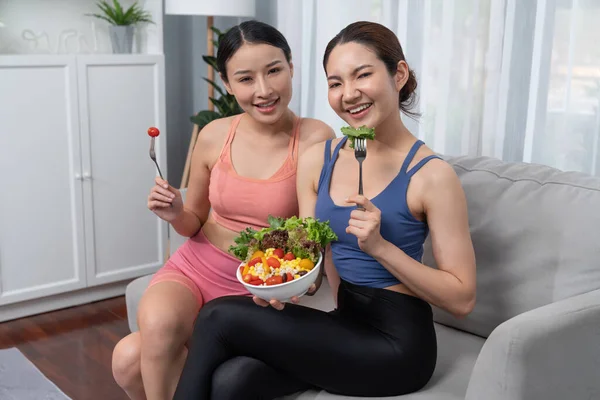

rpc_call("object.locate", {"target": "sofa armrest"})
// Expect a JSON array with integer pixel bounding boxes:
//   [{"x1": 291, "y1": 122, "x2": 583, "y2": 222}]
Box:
[{"x1": 465, "y1": 288, "x2": 600, "y2": 400}]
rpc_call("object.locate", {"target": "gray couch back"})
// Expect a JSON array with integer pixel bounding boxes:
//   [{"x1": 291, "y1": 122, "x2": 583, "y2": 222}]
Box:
[{"x1": 422, "y1": 156, "x2": 600, "y2": 338}]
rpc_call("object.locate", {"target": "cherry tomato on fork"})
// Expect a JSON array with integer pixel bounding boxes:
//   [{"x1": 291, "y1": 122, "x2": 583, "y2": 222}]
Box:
[{"x1": 147, "y1": 127, "x2": 160, "y2": 137}]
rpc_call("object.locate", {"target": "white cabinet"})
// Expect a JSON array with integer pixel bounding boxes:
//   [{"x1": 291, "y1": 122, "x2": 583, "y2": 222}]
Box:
[
  {"x1": 0, "y1": 54, "x2": 167, "y2": 320},
  {"x1": 78, "y1": 55, "x2": 168, "y2": 286},
  {"x1": 0, "y1": 56, "x2": 87, "y2": 305}
]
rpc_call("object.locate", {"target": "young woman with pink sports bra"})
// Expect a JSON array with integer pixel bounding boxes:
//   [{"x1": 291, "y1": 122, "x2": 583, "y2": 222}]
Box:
[{"x1": 111, "y1": 20, "x2": 334, "y2": 400}]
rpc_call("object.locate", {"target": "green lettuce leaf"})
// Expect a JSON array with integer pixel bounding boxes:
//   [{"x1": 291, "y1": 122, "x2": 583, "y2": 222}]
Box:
[
  {"x1": 228, "y1": 227, "x2": 258, "y2": 261},
  {"x1": 340, "y1": 125, "x2": 375, "y2": 149},
  {"x1": 228, "y1": 215, "x2": 339, "y2": 262}
]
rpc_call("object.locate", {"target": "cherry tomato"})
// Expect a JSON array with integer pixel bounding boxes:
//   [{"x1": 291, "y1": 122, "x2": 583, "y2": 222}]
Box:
[
  {"x1": 273, "y1": 248, "x2": 285, "y2": 259},
  {"x1": 248, "y1": 257, "x2": 261, "y2": 267},
  {"x1": 147, "y1": 127, "x2": 160, "y2": 137},
  {"x1": 249, "y1": 279, "x2": 264, "y2": 286},
  {"x1": 267, "y1": 257, "x2": 280, "y2": 268},
  {"x1": 283, "y1": 252, "x2": 295, "y2": 261},
  {"x1": 265, "y1": 276, "x2": 283, "y2": 286},
  {"x1": 243, "y1": 274, "x2": 253, "y2": 283},
  {"x1": 286, "y1": 272, "x2": 294, "y2": 282}
]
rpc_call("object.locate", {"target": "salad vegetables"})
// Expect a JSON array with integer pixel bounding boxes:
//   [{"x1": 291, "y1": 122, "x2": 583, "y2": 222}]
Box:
[
  {"x1": 340, "y1": 125, "x2": 375, "y2": 149},
  {"x1": 230, "y1": 216, "x2": 338, "y2": 286}
]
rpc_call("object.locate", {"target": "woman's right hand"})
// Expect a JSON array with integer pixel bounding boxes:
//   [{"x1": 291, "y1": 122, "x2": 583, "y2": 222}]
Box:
[{"x1": 147, "y1": 177, "x2": 183, "y2": 222}]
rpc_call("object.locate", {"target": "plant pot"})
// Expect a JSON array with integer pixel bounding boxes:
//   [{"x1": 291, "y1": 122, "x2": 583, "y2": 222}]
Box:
[{"x1": 109, "y1": 25, "x2": 134, "y2": 54}]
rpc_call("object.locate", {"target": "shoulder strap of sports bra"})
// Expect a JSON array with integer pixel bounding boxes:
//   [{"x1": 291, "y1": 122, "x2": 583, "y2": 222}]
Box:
[
  {"x1": 218, "y1": 113, "x2": 244, "y2": 161},
  {"x1": 289, "y1": 116, "x2": 302, "y2": 161},
  {"x1": 323, "y1": 139, "x2": 333, "y2": 163},
  {"x1": 332, "y1": 136, "x2": 347, "y2": 162},
  {"x1": 406, "y1": 154, "x2": 443, "y2": 178},
  {"x1": 400, "y1": 139, "x2": 424, "y2": 174}
]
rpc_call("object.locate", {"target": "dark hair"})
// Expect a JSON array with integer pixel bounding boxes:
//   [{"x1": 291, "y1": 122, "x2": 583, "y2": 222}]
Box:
[
  {"x1": 216, "y1": 20, "x2": 292, "y2": 83},
  {"x1": 323, "y1": 21, "x2": 419, "y2": 118}
]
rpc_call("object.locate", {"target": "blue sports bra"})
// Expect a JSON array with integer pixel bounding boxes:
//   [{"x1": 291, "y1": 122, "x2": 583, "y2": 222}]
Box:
[{"x1": 314, "y1": 137, "x2": 441, "y2": 288}]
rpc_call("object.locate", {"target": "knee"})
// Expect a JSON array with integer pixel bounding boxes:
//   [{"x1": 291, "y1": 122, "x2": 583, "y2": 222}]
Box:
[
  {"x1": 211, "y1": 357, "x2": 262, "y2": 400},
  {"x1": 194, "y1": 296, "x2": 253, "y2": 333},
  {"x1": 112, "y1": 335, "x2": 141, "y2": 389},
  {"x1": 138, "y1": 310, "x2": 189, "y2": 354}
]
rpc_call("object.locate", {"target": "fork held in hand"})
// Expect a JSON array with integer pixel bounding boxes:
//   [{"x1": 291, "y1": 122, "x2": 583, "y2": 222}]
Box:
[
  {"x1": 354, "y1": 138, "x2": 367, "y2": 211},
  {"x1": 149, "y1": 137, "x2": 164, "y2": 180}
]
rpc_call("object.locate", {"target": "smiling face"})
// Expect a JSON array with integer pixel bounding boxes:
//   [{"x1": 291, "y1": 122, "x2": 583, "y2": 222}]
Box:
[
  {"x1": 222, "y1": 43, "x2": 293, "y2": 125},
  {"x1": 325, "y1": 41, "x2": 407, "y2": 130}
]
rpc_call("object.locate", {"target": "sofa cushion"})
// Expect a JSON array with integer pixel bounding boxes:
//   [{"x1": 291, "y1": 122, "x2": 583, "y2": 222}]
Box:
[
  {"x1": 423, "y1": 156, "x2": 600, "y2": 337},
  {"x1": 282, "y1": 323, "x2": 484, "y2": 400},
  {"x1": 125, "y1": 274, "x2": 153, "y2": 332}
]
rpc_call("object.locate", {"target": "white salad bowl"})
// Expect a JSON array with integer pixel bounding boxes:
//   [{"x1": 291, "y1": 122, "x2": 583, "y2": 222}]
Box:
[{"x1": 236, "y1": 253, "x2": 323, "y2": 302}]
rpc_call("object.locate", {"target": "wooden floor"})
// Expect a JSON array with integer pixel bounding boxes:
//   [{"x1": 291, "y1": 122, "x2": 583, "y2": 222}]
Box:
[{"x1": 0, "y1": 296, "x2": 131, "y2": 400}]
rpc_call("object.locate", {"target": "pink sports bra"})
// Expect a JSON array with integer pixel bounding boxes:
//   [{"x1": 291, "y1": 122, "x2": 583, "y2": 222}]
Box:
[{"x1": 208, "y1": 113, "x2": 301, "y2": 232}]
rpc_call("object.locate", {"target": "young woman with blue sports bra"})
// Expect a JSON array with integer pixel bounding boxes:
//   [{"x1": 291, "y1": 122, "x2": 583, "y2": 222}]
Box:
[{"x1": 173, "y1": 21, "x2": 476, "y2": 399}]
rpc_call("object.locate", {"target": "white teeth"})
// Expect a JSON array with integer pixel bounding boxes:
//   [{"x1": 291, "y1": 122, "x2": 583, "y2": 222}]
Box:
[
  {"x1": 349, "y1": 103, "x2": 372, "y2": 114},
  {"x1": 257, "y1": 100, "x2": 277, "y2": 107}
]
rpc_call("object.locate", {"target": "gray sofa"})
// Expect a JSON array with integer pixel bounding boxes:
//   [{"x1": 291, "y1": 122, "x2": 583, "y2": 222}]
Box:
[{"x1": 125, "y1": 155, "x2": 600, "y2": 400}]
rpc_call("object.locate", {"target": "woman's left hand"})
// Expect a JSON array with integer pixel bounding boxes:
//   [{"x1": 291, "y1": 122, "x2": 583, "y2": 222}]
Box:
[
  {"x1": 345, "y1": 195, "x2": 385, "y2": 256},
  {"x1": 252, "y1": 284, "x2": 317, "y2": 310}
]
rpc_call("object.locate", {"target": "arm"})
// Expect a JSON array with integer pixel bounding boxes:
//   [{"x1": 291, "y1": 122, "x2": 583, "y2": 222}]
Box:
[
  {"x1": 352, "y1": 160, "x2": 476, "y2": 317},
  {"x1": 465, "y1": 288, "x2": 600, "y2": 400},
  {"x1": 323, "y1": 243, "x2": 340, "y2": 306},
  {"x1": 296, "y1": 141, "x2": 340, "y2": 302},
  {"x1": 170, "y1": 120, "x2": 225, "y2": 237}
]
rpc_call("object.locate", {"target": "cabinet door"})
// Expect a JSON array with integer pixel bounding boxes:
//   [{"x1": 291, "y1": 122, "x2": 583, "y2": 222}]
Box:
[
  {"x1": 0, "y1": 56, "x2": 87, "y2": 305},
  {"x1": 77, "y1": 55, "x2": 168, "y2": 286}
]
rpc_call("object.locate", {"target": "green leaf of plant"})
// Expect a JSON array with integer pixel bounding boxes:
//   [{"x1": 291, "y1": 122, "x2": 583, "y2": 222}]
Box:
[
  {"x1": 202, "y1": 78, "x2": 226, "y2": 97},
  {"x1": 210, "y1": 97, "x2": 228, "y2": 115},
  {"x1": 202, "y1": 56, "x2": 218, "y2": 71},
  {"x1": 85, "y1": 13, "x2": 115, "y2": 25},
  {"x1": 190, "y1": 110, "x2": 221, "y2": 128},
  {"x1": 210, "y1": 26, "x2": 223, "y2": 36},
  {"x1": 113, "y1": 0, "x2": 124, "y2": 22},
  {"x1": 88, "y1": 0, "x2": 154, "y2": 25}
]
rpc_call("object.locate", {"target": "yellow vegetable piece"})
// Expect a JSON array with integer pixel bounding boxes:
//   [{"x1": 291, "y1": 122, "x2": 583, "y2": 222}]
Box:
[
  {"x1": 261, "y1": 256, "x2": 270, "y2": 271},
  {"x1": 299, "y1": 258, "x2": 315, "y2": 271},
  {"x1": 242, "y1": 265, "x2": 250, "y2": 276},
  {"x1": 251, "y1": 250, "x2": 265, "y2": 260}
]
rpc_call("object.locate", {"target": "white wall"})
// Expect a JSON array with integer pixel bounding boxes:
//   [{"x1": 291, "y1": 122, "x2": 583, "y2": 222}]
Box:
[{"x1": 0, "y1": 0, "x2": 162, "y2": 54}]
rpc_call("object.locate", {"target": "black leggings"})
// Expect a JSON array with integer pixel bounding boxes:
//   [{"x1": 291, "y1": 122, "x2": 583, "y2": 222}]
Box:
[{"x1": 174, "y1": 280, "x2": 437, "y2": 399}]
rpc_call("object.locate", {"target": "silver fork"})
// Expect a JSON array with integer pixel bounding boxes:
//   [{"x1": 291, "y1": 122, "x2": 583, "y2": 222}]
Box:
[
  {"x1": 149, "y1": 137, "x2": 173, "y2": 208},
  {"x1": 354, "y1": 138, "x2": 367, "y2": 211},
  {"x1": 149, "y1": 137, "x2": 164, "y2": 180}
]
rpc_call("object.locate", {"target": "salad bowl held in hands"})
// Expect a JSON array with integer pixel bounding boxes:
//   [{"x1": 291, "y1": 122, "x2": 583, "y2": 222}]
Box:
[{"x1": 230, "y1": 216, "x2": 337, "y2": 302}]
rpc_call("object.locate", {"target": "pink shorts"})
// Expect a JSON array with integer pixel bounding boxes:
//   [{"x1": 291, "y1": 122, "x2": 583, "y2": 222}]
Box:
[{"x1": 147, "y1": 230, "x2": 250, "y2": 306}]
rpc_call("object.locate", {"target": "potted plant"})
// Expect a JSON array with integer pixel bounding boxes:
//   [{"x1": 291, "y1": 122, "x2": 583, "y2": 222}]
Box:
[
  {"x1": 190, "y1": 27, "x2": 243, "y2": 129},
  {"x1": 87, "y1": 0, "x2": 154, "y2": 54}
]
